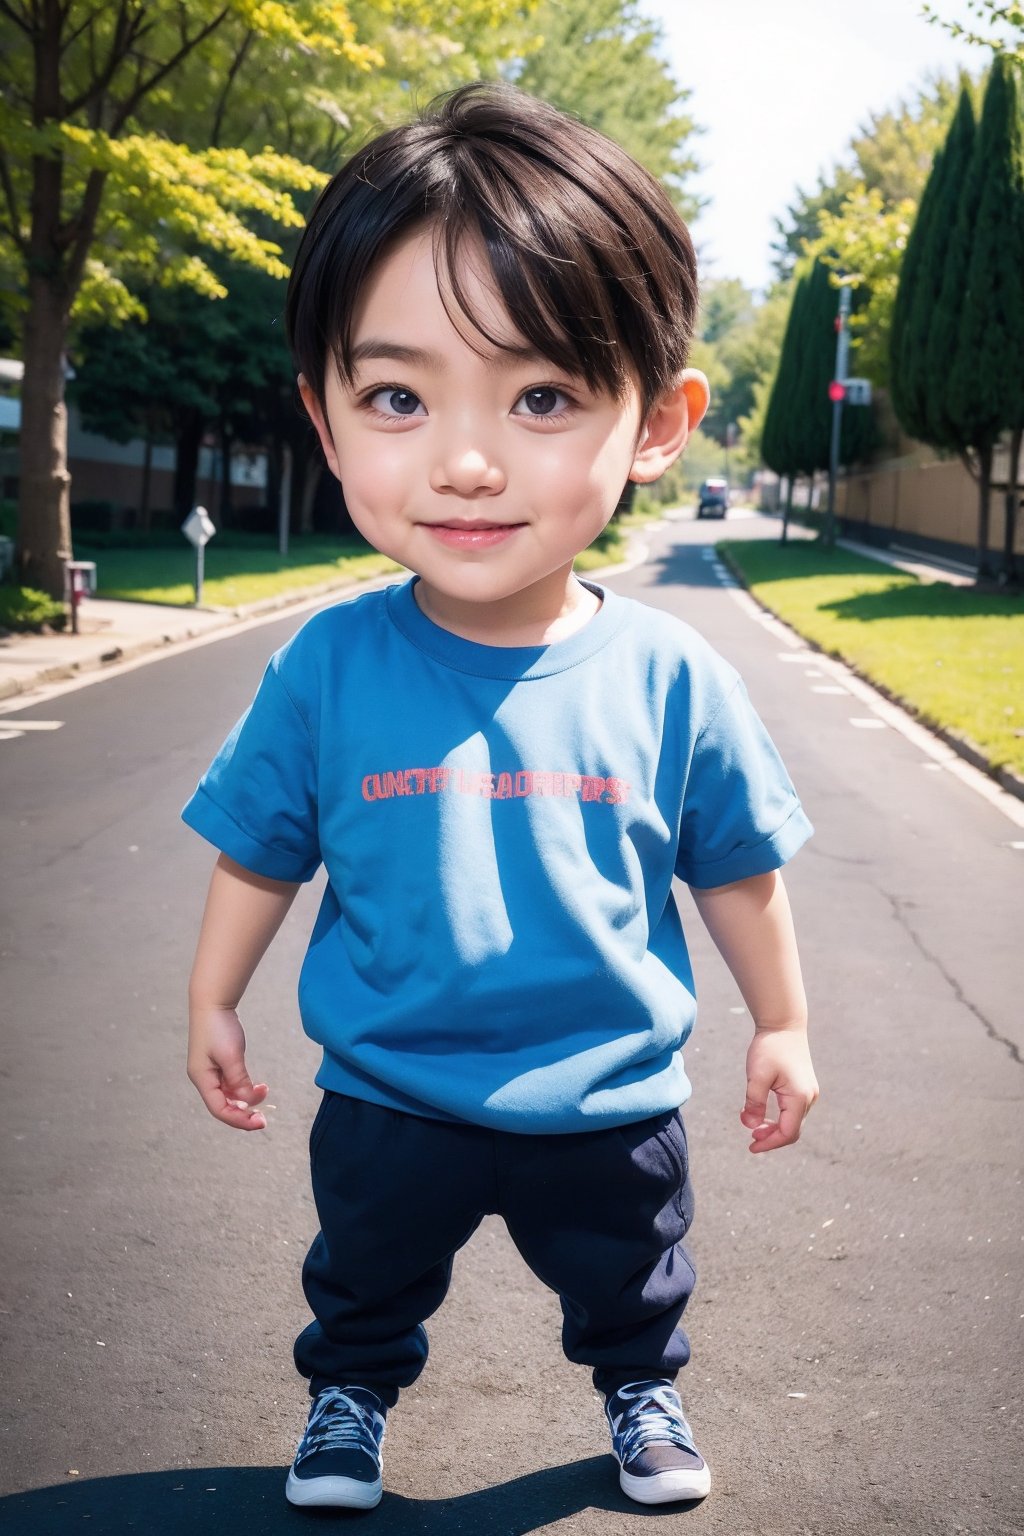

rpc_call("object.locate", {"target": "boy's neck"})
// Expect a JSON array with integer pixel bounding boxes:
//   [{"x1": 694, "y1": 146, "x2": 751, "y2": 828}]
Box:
[{"x1": 412, "y1": 570, "x2": 602, "y2": 647}]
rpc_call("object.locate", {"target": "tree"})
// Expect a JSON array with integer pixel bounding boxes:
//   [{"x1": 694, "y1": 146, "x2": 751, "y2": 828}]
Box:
[
  {"x1": 0, "y1": 1, "x2": 351, "y2": 597},
  {"x1": 0, "y1": 0, "x2": 539, "y2": 598},
  {"x1": 946, "y1": 56, "x2": 1024, "y2": 581},
  {"x1": 761, "y1": 260, "x2": 875, "y2": 541},
  {"x1": 761, "y1": 269, "x2": 810, "y2": 540},
  {"x1": 513, "y1": 0, "x2": 701, "y2": 220},
  {"x1": 771, "y1": 168, "x2": 860, "y2": 282},
  {"x1": 798, "y1": 75, "x2": 973, "y2": 390},
  {"x1": 924, "y1": 0, "x2": 1024, "y2": 66}
]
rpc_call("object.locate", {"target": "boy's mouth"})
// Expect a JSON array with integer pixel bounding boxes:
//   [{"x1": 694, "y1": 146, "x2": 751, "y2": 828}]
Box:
[{"x1": 422, "y1": 519, "x2": 525, "y2": 549}]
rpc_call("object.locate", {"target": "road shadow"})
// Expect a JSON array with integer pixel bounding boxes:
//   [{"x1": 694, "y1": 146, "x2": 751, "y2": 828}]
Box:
[
  {"x1": 642, "y1": 541, "x2": 728, "y2": 591},
  {"x1": 0, "y1": 1458, "x2": 706, "y2": 1535}
]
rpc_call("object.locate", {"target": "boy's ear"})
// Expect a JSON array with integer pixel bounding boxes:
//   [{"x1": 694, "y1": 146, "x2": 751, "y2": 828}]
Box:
[
  {"x1": 629, "y1": 369, "x2": 710, "y2": 484},
  {"x1": 298, "y1": 374, "x2": 342, "y2": 480}
]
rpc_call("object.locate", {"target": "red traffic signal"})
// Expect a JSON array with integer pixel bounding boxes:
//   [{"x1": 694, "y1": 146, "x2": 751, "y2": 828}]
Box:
[{"x1": 828, "y1": 380, "x2": 846, "y2": 403}]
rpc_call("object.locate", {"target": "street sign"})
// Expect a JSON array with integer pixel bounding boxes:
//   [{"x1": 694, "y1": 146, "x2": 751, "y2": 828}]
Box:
[
  {"x1": 181, "y1": 504, "x2": 216, "y2": 604},
  {"x1": 181, "y1": 505, "x2": 216, "y2": 548},
  {"x1": 843, "y1": 378, "x2": 873, "y2": 407}
]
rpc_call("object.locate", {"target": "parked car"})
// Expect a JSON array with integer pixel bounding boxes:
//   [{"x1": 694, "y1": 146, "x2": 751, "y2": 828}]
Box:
[{"x1": 696, "y1": 478, "x2": 729, "y2": 518}]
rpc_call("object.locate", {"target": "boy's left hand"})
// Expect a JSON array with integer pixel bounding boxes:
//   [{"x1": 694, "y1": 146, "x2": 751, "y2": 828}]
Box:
[{"x1": 741, "y1": 1027, "x2": 818, "y2": 1154}]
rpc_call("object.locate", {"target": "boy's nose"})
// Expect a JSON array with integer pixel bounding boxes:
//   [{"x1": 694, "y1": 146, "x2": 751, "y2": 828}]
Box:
[{"x1": 429, "y1": 434, "x2": 507, "y2": 498}]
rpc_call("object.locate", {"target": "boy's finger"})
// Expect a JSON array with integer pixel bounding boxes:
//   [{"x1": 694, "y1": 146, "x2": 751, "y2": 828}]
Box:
[
  {"x1": 191, "y1": 1065, "x2": 268, "y2": 1130},
  {"x1": 748, "y1": 1101, "x2": 805, "y2": 1153},
  {"x1": 740, "y1": 1084, "x2": 770, "y2": 1127}
]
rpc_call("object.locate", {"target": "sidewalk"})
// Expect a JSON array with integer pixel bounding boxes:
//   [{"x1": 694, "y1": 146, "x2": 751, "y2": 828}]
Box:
[
  {"x1": 0, "y1": 524, "x2": 980, "y2": 708},
  {"x1": 0, "y1": 575, "x2": 378, "y2": 705}
]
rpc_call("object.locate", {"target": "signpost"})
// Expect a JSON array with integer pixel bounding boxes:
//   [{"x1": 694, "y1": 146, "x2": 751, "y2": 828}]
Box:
[
  {"x1": 181, "y1": 505, "x2": 216, "y2": 605},
  {"x1": 825, "y1": 282, "x2": 873, "y2": 548}
]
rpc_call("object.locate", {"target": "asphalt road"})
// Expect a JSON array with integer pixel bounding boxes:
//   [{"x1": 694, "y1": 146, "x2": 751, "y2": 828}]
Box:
[{"x1": 1, "y1": 511, "x2": 1021, "y2": 1536}]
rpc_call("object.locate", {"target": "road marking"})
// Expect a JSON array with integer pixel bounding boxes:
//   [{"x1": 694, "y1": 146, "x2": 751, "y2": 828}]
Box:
[
  {"x1": 722, "y1": 580, "x2": 1024, "y2": 831},
  {"x1": 850, "y1": 717, "x2": 887, "y2": 729},
  {"x1": 0, "y1": 718, "x2": 65, "y2": 743},
  {"x1": 811, "y1": 685, "x2": 849, "y2": 695}
]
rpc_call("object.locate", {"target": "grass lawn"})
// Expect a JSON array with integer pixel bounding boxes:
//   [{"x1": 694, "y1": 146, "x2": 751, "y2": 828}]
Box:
[
  {"x1": 79, "y1": 534, "x2": 402, "y2": 608},
  {"x1": 74, "y1": 510, "x2": 648, "y2": 602},
  {"x1": 720, "y1": 538, "x2": 1024, "y2": 778}
]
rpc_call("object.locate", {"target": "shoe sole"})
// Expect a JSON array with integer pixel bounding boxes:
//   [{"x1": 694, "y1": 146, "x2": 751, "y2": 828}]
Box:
[
  {"x1": 285, "y1": 1468, "x2": 383, "y2": 1509},
  {"x1": 619, "y1": 1464, "x2": 712, "y2": 1504}
]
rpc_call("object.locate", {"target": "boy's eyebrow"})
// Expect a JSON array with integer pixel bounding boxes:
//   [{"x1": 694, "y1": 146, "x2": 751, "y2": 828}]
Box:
[{"x1": 349, "y1": 338, "x2": 554, "y2": 373}]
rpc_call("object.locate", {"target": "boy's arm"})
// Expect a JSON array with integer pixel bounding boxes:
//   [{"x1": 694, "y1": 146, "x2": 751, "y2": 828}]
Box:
[
  {"x1": 689, "y1": 869, "x2": 818, "y2": 1154},
  {"x1": 187, "y1": 852, "x2": 301, "y2": 1132}
]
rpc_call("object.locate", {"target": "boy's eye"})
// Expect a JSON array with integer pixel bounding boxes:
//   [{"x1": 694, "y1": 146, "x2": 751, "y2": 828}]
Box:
[
  {"x1": 368, "y1": 387, "x2": 425, "y2": 417},
  {"x1": 513, "y1": 386, "x2": 571, "y2": 417}
]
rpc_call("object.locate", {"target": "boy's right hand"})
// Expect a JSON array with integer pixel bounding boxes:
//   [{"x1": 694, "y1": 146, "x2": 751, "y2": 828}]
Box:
[{"x1": 187, "y1": 1004, "x2": 269, "y2": 1131}]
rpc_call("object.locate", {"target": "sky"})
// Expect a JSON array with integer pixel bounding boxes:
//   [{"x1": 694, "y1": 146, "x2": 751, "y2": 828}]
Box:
[{"x1": 643, "y1": 0, "x2": 987, "y2": 294}]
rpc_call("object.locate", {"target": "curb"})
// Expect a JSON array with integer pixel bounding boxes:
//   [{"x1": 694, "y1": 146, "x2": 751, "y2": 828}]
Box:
[
  {"x1": 717, "y1": 545, "x2": 1024, "y2": 806},
  {"x1": 0, "y1": 570, "x2": 396, "y2": 703}
]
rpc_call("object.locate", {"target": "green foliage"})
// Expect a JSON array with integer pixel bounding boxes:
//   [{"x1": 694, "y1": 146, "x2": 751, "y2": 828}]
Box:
[
  {"x1": 810, "y1": 187, "x2": 916, "y2": 388},
  {"x1": 777, "y1": 75, "x2": 974, "y2": 391},
  {"x1": 722, "y1": 536, "x2": 1024, "y2": 774},
  {"x1": 761, "y1": 269, "x2": 809, "y2": 478},
  {"x1": 771, "y1": 168, "x2": 860, "y2": 282},
  {"x1": 0, "y1": 584, "x2": 66, "y2": 632},
  {"x1": 891, "y1": 89, "x2": 974, "y2": 443},
  {"x1": 762, "y1": 260, "x2": 875, "y2": 480},
  {"x1": 924, "y1": 1, "x2": 1024, "y2": 68},
  {"x1": 947, "y1": 56, "x2": 1024, "y2": 448},
  {"x1": 512, "y1": 0, "x2": 701, "y2": 219}
]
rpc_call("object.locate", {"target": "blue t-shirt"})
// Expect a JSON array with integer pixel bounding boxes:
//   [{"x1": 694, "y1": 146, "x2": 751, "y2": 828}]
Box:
[{"x1": 182, "y1": 578, "x2": 811, "y2": 1132}]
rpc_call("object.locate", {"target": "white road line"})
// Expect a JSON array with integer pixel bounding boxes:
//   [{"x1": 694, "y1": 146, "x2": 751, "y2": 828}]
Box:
[
  {"x1": 1, "y1": 719, "x2": 64, "y2": 731},
  {"x1": 850, "y1": 717, "x2": 887, "y2": 730},
  {"x1": 0, "y1": 728, "x2": 24, "y2": 741},
  {"x1": 722, "y1": 580, "x2": 1024, "y2": 831},
  {"x1": 811, "y1": 685, "x2": 849, "y2": 695}
]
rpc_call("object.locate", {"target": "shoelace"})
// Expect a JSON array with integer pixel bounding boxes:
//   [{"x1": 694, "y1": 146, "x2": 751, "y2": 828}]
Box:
[
  {"x1": 612, "y1": 1383, "x2": 696, "y2": 1461},
  {"x1": 298, "y1": 1388, "x2": 382, "y2": 1464}
]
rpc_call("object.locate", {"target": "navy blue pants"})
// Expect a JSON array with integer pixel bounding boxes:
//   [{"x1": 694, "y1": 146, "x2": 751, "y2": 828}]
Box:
[{"x1": 294, "y1": 1092, "x2": 696, "y2": 1408}]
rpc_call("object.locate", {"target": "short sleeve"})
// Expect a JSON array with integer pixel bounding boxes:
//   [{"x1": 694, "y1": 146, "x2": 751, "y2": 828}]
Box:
[
  {"x1": 181, "y1": 659, "x2": 321, "y2": 882},
  {"x1": 676, "y1": 678, "x2": 812, "y2": 889}
]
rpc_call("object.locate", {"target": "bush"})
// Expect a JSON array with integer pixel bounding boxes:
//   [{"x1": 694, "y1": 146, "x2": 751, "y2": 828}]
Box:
[{"x1": 0, "y1": 584, "x2": 66, "y2": 633}]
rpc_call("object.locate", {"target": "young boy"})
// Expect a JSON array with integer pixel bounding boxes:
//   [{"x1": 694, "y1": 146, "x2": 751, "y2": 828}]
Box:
[{"x1": 183, "y1": 81, "x2": 817, "y2": 1512}]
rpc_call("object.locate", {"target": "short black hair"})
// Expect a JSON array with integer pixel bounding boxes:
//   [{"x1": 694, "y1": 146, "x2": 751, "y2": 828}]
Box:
[{"x1": 287, "y1": 80, "x2": 699, "y2": 421}]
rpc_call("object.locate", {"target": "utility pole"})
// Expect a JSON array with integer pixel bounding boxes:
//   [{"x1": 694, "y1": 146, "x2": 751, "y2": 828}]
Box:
[{"x1": 824, "y1": 282, "x2": 852, "y2": 549}]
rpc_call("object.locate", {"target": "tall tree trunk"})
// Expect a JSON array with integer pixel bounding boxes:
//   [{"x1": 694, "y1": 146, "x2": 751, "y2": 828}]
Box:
[
  {"x1": 976, "y1": 441, "x2": 994, "y2": 582},
  {"x1": 1002, "y1": 427, "x2": 1022, "y2": 587},
  {"x1": 173, "y1": 408, "x2": 204, "y2": 521},
  {"x1": 218, "y1": 423, "x2": 233, "y2": 526},
  {"x1": 17, "y1": 275, "x2": 74, "y2": 597},
  {"x1": 139, "y1": 432, "x2": 153, "y2": 533},
  {"x1": 299, "y1": 457, "x2": 320, "y2": 535}
]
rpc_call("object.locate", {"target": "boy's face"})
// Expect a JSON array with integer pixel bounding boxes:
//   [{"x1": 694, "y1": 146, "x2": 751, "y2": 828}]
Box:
[{"x1": 302, "y1": 225, "x2": 706, "y2": 642}]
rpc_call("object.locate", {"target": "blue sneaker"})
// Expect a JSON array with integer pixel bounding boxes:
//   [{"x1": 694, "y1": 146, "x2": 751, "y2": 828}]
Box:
[
  {"x1": 605, "y1": 1379, "x2": 711, "y2": 1504},
  {"x1": 285, "y1": 1385, "x2": 387, "y2": 1509}
]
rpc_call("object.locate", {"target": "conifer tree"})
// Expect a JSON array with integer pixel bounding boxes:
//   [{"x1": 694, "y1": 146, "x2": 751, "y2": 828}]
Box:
[
  {"x1": 948, "y1": 55, "x2": 1024, "y2": 582},
  {"x1": 762, "y1": 270, "x2": 808, "y2": 541},
  {"x1": 889, "y1": 97, "x2": 958, "y2": 439}
]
